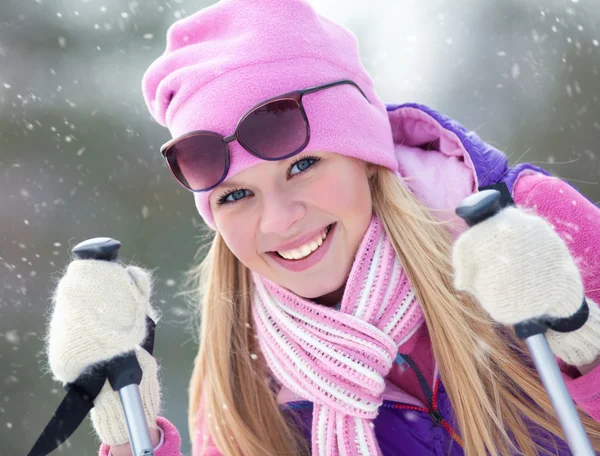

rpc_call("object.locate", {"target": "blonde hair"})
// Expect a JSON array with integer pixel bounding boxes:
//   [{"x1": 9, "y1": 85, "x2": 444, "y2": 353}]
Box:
[{"x1": 182, "y1": 164, "x2": 600, "y2": 455}]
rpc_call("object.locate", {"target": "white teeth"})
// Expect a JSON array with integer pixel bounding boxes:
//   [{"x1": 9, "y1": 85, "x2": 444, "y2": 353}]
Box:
[
  {"x1": 278, "y1": 225, "x2": 330, "y2": 260},
  {"x1": 300, "y1": 245, "x2": 312, "y2": 257}
]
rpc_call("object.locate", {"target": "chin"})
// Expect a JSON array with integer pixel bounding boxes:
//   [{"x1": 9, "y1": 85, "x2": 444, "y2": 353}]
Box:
[
  {"x1": 292, "y1": 287, "x2": 326, "y2": 300},
  {"x1": 287, "y1": 279, "x2": 344, "y2": 301}
]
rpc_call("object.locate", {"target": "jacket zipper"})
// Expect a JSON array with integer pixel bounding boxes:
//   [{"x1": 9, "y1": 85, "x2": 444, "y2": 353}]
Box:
[
  {"x1": 430, "y1": 376, "x2": 463, "y2": 448},
  {"x1": 384, "y1": 355, "x2": 464, "y2": 448}
]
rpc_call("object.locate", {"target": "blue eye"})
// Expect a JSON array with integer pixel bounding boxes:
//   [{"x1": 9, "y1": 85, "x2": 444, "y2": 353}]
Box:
[
  {"x1": 290, "y1": 156, "x2": 319, "y2": 176},
  {"x1": 217, "y1": 188, "x2": 251, "y2": 205},
  {"x1": 215, "y1": 155, "x2": 320, "y2": 206}
]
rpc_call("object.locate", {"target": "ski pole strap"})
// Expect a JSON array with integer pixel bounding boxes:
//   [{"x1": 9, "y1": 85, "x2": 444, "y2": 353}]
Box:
[
  {"x1": 546, "y1": 298, "x2": 589, "y2": 333},
  {"x1": 513, "y1": 299, "x2": 590, "y2": 340},
  {"x1": 27, "y1": 316, "x2": 156, "y2": 456}
]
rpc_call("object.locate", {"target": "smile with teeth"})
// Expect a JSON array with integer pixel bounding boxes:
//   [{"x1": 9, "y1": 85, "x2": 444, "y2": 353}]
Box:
[{"x1": 277, "y1": 225, "x2": 332, "y2": 260}]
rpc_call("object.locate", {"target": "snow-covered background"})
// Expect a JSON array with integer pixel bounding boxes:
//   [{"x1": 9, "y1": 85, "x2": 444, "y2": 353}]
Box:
[{"x1": 1, "y1": 0, "x2": 599, "y2": 454}]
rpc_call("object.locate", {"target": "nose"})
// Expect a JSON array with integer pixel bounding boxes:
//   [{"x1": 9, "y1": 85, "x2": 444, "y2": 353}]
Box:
[{"x1": 259, "y1": 188, "x2": 306, "y2": 237}]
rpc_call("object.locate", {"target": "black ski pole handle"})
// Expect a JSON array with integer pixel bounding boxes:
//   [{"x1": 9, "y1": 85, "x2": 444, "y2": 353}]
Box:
[
  {"x1": 72, "y1": 237, "x2": 121, "y2": 261},
  {"x1": 455, "y1": 188, "x2": 504, "y2": 228}
]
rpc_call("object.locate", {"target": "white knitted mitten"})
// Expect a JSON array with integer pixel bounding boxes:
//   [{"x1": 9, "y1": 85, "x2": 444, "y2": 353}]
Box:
[
  {"x1": 46, "y1": 259, "x2": 161, "y2": 445},
  {"x1": 452, "y1": 205, "x2": 600, "y2": 367}
]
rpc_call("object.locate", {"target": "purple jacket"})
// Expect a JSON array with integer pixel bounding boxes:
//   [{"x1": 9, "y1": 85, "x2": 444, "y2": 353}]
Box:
[{"x1": 100, "y1": 104, "x2": 600, "y2": 456}]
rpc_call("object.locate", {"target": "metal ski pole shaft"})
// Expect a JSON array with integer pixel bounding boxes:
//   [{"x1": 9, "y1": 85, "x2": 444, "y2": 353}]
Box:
[
  {"x1": 455, "y1": 190, "x2": 594, "y2": 456},
  {"x1": 72, "y1": 237, "x2": 154, "y2": 456}
]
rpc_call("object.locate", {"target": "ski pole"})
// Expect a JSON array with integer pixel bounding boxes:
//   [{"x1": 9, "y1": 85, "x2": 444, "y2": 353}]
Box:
[
  {"x1": 72, "y1": 237, "x2": 154, "y2": 456},
  {"x1": 455, "y1": 189, "x2": 594, "y2": 456}
]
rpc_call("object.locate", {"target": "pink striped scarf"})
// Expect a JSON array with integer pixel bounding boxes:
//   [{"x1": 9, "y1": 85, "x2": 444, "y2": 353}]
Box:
[{"x1": 252, "y1": 214, "x2": 425, "y2": 455}]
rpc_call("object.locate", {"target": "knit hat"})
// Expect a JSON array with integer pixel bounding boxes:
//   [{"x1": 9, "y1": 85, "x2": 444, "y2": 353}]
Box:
[{"x1": 142, "y1": 0, "x2": 397, "y2": 229}]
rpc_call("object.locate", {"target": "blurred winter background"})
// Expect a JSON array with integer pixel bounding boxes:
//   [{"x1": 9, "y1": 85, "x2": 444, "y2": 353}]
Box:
[{"x1": 1, "y1": 0, "x2": 600, "y2": 454}]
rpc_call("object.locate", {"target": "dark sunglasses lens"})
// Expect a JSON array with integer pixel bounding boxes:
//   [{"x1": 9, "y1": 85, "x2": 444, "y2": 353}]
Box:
[
  {"x1": 237, "y1": 99, "x2": 308, "y2": 159},
  {"x1": 166, "y1": 134, "x2": 227, "y2": 191}
]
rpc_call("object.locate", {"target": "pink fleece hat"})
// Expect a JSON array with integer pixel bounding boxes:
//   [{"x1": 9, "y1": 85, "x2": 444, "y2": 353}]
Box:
[{"x1": 142, "y1": 0, "x2": 397, "y2": 229}]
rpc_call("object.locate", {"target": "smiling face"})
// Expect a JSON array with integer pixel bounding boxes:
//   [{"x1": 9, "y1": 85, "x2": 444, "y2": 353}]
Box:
[{"x1": 209, "y1": 151, "x2": 375, "y2": 306}]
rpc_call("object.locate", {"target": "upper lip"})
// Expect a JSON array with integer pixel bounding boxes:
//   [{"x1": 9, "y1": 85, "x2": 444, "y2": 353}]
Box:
[{"x1": 267, "y1": 224, "x2": 330, "y2": 253}]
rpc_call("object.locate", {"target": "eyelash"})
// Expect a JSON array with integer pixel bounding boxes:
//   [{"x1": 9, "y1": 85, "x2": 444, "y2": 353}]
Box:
[{"x1": 216, "y1": 155, "x2": 321, "y2": 206}]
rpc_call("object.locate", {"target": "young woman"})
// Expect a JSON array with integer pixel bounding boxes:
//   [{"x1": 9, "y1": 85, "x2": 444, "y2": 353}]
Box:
[{"x1": 46, "y1": 0, "x2": 600, "y2": 455}]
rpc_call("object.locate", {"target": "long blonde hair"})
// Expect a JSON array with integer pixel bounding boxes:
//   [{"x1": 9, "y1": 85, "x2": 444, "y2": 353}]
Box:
[{"x1": 182, "y1": 164, "x2": 600, "y2": 455}]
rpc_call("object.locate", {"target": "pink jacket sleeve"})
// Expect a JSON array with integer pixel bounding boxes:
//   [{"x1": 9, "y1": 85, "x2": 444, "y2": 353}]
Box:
[{"x1": 513, "y1": 171, "x2": 600, "y2": 421}]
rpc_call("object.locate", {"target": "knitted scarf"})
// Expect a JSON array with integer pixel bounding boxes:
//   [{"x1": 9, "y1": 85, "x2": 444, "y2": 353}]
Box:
[{"x1": 252, "y1": 213, "x2": 425, "y2": 456}]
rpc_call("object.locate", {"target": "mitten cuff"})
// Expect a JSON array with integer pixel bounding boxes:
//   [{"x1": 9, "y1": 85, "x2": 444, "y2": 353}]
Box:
[{"x1": 547, "y1": 298, "x2": 600, "y2": 368}]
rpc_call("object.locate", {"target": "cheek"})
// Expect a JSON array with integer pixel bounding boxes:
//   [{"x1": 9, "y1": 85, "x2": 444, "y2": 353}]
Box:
[
  {"x1": 308, "y1": 170, "x2": 371, "y2": 216},
  {"x1": 219, "y1": 223, "x2": 258, "y2": 268}
]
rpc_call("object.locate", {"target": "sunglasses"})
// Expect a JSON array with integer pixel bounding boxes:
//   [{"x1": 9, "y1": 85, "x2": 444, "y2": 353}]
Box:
[{"x1": 160, "y1": 79, "x2": 370, "y2": 192}]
